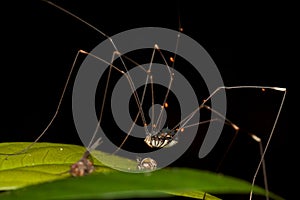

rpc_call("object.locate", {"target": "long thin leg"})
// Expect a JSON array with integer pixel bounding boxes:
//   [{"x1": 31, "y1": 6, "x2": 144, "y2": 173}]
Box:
[
  {"x1": 167, "y1": 85, "x2": 286, "y2": 200},
  {"x1": 180, "y1": 105, "x2": 267, "y2": 200},
  {"x1": 40, "y1": 0, "x2": 183, "y2": 156},
  {"x1": 74, "y1": 50, "x2": 150, "y2": 151},
  {"x1": 4, "y1": 50, "x2": 82, "y2": 155},
  {"x1": 113, "y1": 44, "x2": 178, "y2": 153},
  {"x1": 74, "y1": 49, "x2": 176, "y2": 154},
  {"x1": 153, "y1": 45, "x2": 177, "y2": 133},
  {"x1": 249, "y1": 88, "x2": 286, "y2": 200},
  {"x1": 44, "y1": 0, "x2": 151, "y2": 149},
  {"x1": 173, "y1": 86, "x2": 286, "y2": 132}
]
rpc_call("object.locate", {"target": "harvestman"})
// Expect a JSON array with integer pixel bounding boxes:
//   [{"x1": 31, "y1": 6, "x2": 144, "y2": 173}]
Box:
[{"x1": 5, "y1": 1, "x2": 287, "y2": 199}]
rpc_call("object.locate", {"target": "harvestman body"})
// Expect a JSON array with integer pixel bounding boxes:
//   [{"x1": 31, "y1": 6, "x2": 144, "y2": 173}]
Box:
[{"x1": 5, "y1": 1, "x2": 287, "y2": 199}]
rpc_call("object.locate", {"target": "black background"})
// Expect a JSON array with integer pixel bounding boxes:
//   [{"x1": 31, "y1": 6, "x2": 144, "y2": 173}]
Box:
[{"x1": 1, "y1": 1, "x2": 290, "y2": 200}]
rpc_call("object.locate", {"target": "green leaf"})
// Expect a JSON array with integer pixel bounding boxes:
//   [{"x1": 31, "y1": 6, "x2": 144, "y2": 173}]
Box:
[
  {"x1": 0, "y1": 142, "x2": 284, "y2": 200},
  {"x1": 0, "y1": 142, "x2": 136, "y2": 190}
]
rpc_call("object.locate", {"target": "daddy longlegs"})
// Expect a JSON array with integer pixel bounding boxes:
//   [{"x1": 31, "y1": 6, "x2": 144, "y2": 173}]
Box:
[{"x1": 2, "y1": 1, "x2": 287, "y2": 200}]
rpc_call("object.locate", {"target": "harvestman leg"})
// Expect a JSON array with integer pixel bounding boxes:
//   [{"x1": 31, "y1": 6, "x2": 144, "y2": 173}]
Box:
[
  {"x1": 113, "y1": 44, "x2": 179, "y2": 153},
  {"x1": 43, "y1": 0, "x2": 181, "y2": 154},
  {"x1": 2, "y1": 4, "x2": 180, "y2": 166},
  {"x1": 168, "y1": 86, "x2": 286, "y2": 200}
]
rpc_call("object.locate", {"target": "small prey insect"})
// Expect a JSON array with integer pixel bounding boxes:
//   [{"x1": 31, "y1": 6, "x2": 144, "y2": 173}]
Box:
[{"x1": 70, "y1": 138, "x2": 102, "y2": 177}]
